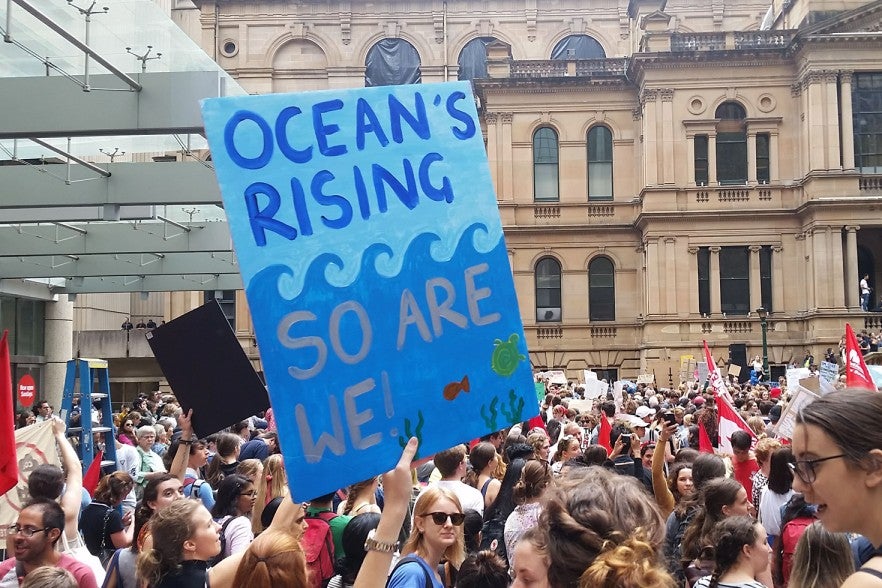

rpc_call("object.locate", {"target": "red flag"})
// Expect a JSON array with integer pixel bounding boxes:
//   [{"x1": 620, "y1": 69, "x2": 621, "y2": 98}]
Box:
[
  {"x1": 83, "y1": 450, "x2": 104, "y2": 497},
  {"x1": 845, "y1": 323, "x2": 875, "y2": 390},
  {"x1": 0, "y1": 331, "x2": 19, "y2": 496},
  {"x1": 698, "y1": 421, "x2": 714, "y2": 453},
  {"x1": 526, "y1": 414, "x2": 546, "y2": 432},
  {"x1": 717, "y1": 394, "x2": 755, "y2": 454},
  {"x1": 598, "y1": 416, "x2": 612, "y2": 456},
  {"x1": 703, "y1": 340, "x2": 733, "y2": 403}
]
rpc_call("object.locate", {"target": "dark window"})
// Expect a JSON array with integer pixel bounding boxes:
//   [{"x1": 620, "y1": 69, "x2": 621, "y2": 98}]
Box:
[
  {"x1": 760, "y1": 245, "x2": 773, "y2": 313},
  {"x1": 535, "y1": 258, "x2": 562, "y2": 322},
  {"x1": 715, "y1": 102, "x2": 747, "y2": 185},
  {"x1": 720, "y1": 247, "x2": 750, "y2": 315},
  {"x1": 364, "y1": 39, "x2": 421, "y2": 87},
  {"x1": 0, "y1": 296, "x2": 45, "y2": 357},
  {"x1": 695, "y1": 135, "x2": 709, "y2": 185},
  {"x1": 756, "y1": 133, "x2": 770, "y2": 183},
  {"x1": 457, "y1": 37, "x2": 497, "y2": 81},
  {"x1": 594, "y1": 368, "x2": 618, "y2": 382},
  {"x1": 533, "y1": 128, "x2": 559, "y2": 202},
  {"x1": 588, "y1": 257, "x2": 615, "y2": 321},
  {"x1": 853, "y1": 73, "x2": 882, "y2": 173},
  {"x1": 698, "y1": 247, "x2": 710, "y2": 316},
  {"x1": 204, "y1": 290, "x2": 236, "y2": 331},
  {"x1": 587, "y1": 126, "x2": 613, "y2": 201},
  {"x1": 550, "y1": 35, "x2": 605, "y2": 59}
]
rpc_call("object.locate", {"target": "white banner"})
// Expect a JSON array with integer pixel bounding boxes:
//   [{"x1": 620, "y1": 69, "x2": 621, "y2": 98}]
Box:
[
  {"x1": 583, "y1": 378, "x2": 609, "y2": 400},
  {"x1": 775, "y1": 385, "x2": 819, "y2": 440},
  {"x1": 0, "y1": 421, "x2": 60, "y2": 538}
]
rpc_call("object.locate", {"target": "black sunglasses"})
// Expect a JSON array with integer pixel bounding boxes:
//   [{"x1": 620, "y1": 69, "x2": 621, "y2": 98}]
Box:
[{"x1": 419, "y1": 511, "x2": 465, "y2": 526}]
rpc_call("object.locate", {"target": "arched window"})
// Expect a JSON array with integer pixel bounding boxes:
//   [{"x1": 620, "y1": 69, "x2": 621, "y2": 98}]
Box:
[
  {"x1": 551, "y1": 35, "x2": 606, "y2": 59},
  {"x1": 589, "y1": 257, "x2": 615, "y2": 321},
  {"x1": 715, "y1": 101, "x2": 747, "y2": 185},
  {"x1": 533, "y1": 128, "x2": 559, "y2": 202},
  {"x1": 587, "y1": 126, "x2": 613, "y2": 201},
  {"x1": 536, "y1": 258, "x2": 562, "y2": 322},
  {"x1": 457, "y1": 37, "x2": 497, "y2": 80},
  {"x1": 365, "y1": 39, "x2": 421, "y2": 87}
]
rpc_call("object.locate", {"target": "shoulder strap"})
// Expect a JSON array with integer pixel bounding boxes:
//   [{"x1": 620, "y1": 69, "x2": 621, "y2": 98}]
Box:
[
  {"x1": 385, "y1": 555, "x2": 433, "y2": 588},
  {"x1": 859, "y1": 568, "x2": 882, "y2": 580}
]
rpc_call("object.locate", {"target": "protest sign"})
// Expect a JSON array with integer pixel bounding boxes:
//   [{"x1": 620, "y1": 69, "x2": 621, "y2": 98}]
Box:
[
  {"x1": 786, "y1": 367, "x2": 811, "y2": 393},
  {"x1": 0, "y1": 421, "x2": 59, "y2": 538},
  {"x1": 819, "y1": 361, "x2": 839, "y2": 385},
  {"x1": 202, "y1": 82, "x2": 537, "y2": 501},
  {"x1": 775, "y1": 385, "x2": 819, "y2": 440},
  {"x1": 637, "y1": 373, "x2": 654, "y2": 385},
  {"x1": 146, "y1": 300, "x2": 270, "y2": 437},
  {"x1": 727, "y1": 364, "x2": 742, "y2": 377},
  {"x1": 535, "y1": 382, "x2": 546, "y2": 404},
  {"x1": 697, "y1": 361, "x2": 709, "y2": 384},
  {"x1": 583, "y1": 369, "x2": 598, "y2": 382},
  {"x1": 583, "y1": 378, "x2": 609, "y2": 400},
  {"x1": 545, "y1": 370, "x2": 567, "y2": 385}
]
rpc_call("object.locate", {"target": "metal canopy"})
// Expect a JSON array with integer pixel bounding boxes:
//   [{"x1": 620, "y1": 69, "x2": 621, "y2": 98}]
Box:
[{"x1": 0, "y1": 0, "x2": 246, "y2": 295}]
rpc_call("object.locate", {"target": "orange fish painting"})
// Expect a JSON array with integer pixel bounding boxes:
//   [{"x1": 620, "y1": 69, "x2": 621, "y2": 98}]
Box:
[{"x1": 443, "y1": 376, "x2": 470, "y2": 401}]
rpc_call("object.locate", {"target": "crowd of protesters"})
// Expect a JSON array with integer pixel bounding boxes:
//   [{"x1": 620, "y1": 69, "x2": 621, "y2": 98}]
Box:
[{"x1": 4, "y1": 368, "x2": 882, "y2": 588}]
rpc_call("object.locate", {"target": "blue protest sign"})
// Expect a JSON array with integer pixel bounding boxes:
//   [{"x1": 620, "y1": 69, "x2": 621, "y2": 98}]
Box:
[{"x1": 201, "y1": 82, "x2": 537, "y2": 501}]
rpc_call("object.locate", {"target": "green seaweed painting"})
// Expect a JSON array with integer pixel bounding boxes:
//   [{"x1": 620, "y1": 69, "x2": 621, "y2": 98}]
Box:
[{"x1": 398, "y1": 410, "x2": 425, "y2": 457}]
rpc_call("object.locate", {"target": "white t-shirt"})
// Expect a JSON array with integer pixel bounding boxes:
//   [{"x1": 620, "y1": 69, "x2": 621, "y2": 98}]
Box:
[
  {"x1": 759, "y1": 487, "x2": 795, "y2": 537},
  {"x1": 116, "y1": 443, "x2": 139, "y2": 511},
  {"x1": 420, "y1": 480, "x2": 484, "y2": 516}
]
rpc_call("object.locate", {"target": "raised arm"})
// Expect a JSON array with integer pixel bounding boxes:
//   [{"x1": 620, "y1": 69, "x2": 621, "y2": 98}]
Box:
[
  {"x1": 168, "y1": 409, "x2": 193, "y2": 482},
  {"x1": 53, "y1": 417, "x2": 83, "y2": 541},
  {"x1": 354, "y1": 437, "x2": 418, "y2": 588},
  {"x1": 652, "y1": 423, "x2": 677, "y2": 519}
]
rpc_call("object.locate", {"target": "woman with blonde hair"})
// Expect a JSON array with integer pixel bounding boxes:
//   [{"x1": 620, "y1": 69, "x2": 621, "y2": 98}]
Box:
[
  {"x1": 236, "y1": 459, "x2": 263, "y2": 486},
  {"x1": 527, "y1": 431, "x2": 550, "y2": 462},
  {"x1": 252, "y1": 454, "x2": 288, "y2": 534},
  {"x1": 387, "y1": 486, "x2": 466, "y2": 587},
  {"x1": 550, "y1": 435, "x2": 581, "y2": 474},
  {"x1": 337, "y1": 478, "x2": 381, "y2": 516},
  {"x1": 230, "y1": 528, "x2": 309, "y2": 587},
  {"x1": 20, "y1": 567, "x2": 77, "y2": 588},
  {"x1": 786, "y1": 521, "x2": 853, "y2": 588}
]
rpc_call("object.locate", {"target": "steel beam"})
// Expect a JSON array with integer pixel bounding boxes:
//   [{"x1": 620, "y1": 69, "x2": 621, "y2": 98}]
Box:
[
  {"x1": 0, "y1": 72, "x2": 222, "y2": 139},
  {"x1": 0, "y1": 252, "x2": 238, "y2": 279},
  {"x1": 56, "y1": 273, "x2": 243, "y2": 294},
  {"x1": 0, "y1": 220, "x2": 233, "y2": 256},
  {"x1": 0, "y1": 162, "x2": 222, "y2": 208}
]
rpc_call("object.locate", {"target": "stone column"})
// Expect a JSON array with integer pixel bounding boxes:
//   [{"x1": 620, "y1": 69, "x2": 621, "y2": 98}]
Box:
[
  {"x1": 772, "y1": 246, "x2": 785, "y2": 313},
  {"x1": 665, "y1": 236, "x2": 677, "y2": 314},
  {"x1": 646, "y1": 238, "x2": 660, "y2": 315},
  {"x1": 845, "y1": 226, "x2": 860, "y2": 309},
  {"x1": 484, "y1": 112, "x2": 500, "y2": 198},
  {"x1": 661, "y1": 89, "x2": 675, "y2": 184},
  {"x1": 686, "y1": 134, "x2": 696, "y2": 185},
  {"x1": 642, "y1": 89, "x2": 659, "y2": 186},
  {"x1": 708, "y1": 134, "x2": 718, "y2": 186},
  {"x1": 749, "y1": 245, "x2": 762, "y2": 311},
  {"x1": 825, "y1": 72, "x2": 841, "y2": 170},
  {"x1": 769, "y1": 132, "x2": 780, "y2": 182},
  {"x1": 813, "y1": 228, "x2": 829, "y2": 308},
  {"x1": 689, "y1": 246, "x2": 700, "y2": 314},
  {"x1": 44, "y1": 297, "x2": 74, "y2": 411},
  {"x1": 710, "y1": 246, "x2": 721, "y2": 316},
  {"x1": 501, "y1": 113, "x2": 514, "y2": 202},
  {"x1": 840, "y1": 72, "x2": 855, "y2": 171},
  {"x1": 807, "y1": 73, "x2": 826, "y2": 171},
  {"x1": 830, "y1": 226, "x2": 846, "y2": 309}
]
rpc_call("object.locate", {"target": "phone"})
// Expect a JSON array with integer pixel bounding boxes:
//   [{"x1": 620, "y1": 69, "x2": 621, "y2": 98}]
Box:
[
  {"x1": 620, "y1": 433, "x2": 632, "y2": 446},
  {"x1": 663, "y1": 412, "x2": 676, "y2": 426}
]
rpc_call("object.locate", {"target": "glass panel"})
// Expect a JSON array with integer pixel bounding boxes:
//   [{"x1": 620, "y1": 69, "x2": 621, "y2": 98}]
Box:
[
  {"x1": 720, "y1": 247, "x2": 750, "y2": 315},
  {"x1": 589, "y1": 257, "x2": 615, "y2": 321},
  {"x1": 853, "y1": 73, "x2": 882, "y2": 172},
  {"x1": 695, "y1": 135, "x2": 709, "y2": 185},
  {"x1": 534, "y1": 164, "x2": 559, "y2": 201},
  {"x1": 715, "y1": 101, "x2": 746, "y2": 120},
  {"x1": 588, "y1": 163, "x2": 613, "y2": 200},
  {"x1": 760, "y1": 245, "x2": 773, "y2": 313},
  {"x1": 533, "y1": 128, "x2": 559, "y2": 163},
  {"x1": 698, "y1": 247, "x2": 710, "y2": 316},
  {"x1": 756, "y1": 133, "x2": 770, "y2": 183},
  {"x1": 536, "y1": 258, "x2": 561, "y2": 322},
  {"x1": 717, "y1": 132, "x2": 747, "y2": 185}
]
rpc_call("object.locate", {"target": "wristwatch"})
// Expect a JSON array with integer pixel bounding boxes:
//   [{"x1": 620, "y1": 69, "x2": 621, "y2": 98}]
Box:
[{"x1": 364, "y1": 529, "x2": 399, "y2": 553}]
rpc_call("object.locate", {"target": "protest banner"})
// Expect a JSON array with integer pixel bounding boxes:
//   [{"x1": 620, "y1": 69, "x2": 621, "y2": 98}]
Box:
[
  {"x1": 583, "y1": 370, "x2": 598, "y2": 382},
  {"x1": 202, "y1": 82, "x2": 537, "y2": 500},
  {"x1": 545, "y1": 370, "x2": 568, "y2": 385},
  {"x1": 0, "y1": 421, "x2": 59, "y2": 538}
]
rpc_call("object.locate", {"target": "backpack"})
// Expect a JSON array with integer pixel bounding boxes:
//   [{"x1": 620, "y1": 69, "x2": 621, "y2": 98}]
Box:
[
  {"x1": 183, "y1": 477, "x2": 206, "y2": 500},
  {"x1": 303, "y1": 511, "x2": 338, "y2": 588},
  {"x1": 385, "y1": 555, "x2": 433, "y2": 588},
  {"x1": 206, "y1": 517, "x2": 235, "y2": 567},
  {"x1": 780, "y1": 516, "x2": 814, "y2": 585}
]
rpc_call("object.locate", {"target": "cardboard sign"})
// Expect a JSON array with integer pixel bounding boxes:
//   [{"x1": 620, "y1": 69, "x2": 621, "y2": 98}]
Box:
[
  {"x1": 146, "y1": 301, "x2": 270, "y2": 437},
  {"x1": 0, "y1": 421, "x2": 60, "y2": 537},
  {"x1": 775, "y1": 384, "x2": 819, "y2": 440},
  {"x1": 583, "y1": 378, "x2": 609, "y2": 400},
  {"x1": 201, "y1": 82, "x2": 537, "y2": 501},
  {"x1": 697, "y1": 361, "x2": 709, "y2": 384},
  {"x1": 545, "y1": 370, "x2": 567, "y2": 385},
  {"x1": 583, "y1": 369, "x2": 598, "y2": 382},
  {"x1": 637, "y1": 373, "x2": 654, "y2": 385},
  {"x1": 535, "y1": 382, "x2": 546, "y2": 404},
  {"x1": 786, "y1": 367, "x2": 811, "y2": 393},
  {"x1": 727, "y1": 364, "x2": 742, "y2": 377},
  {"x1": 819, "y1": 361, "x2": 839, "y2": 385}
]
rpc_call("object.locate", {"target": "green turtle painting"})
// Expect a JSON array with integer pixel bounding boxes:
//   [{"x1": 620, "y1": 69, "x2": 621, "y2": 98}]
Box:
[{"x1": 491, "y1": 334, "x2": 526, "y2": 377}]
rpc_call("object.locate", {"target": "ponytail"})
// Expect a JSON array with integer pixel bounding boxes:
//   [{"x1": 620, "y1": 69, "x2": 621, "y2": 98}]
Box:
[{"x1": 580, "y1": 531, "x2": 675, "y2": 587}]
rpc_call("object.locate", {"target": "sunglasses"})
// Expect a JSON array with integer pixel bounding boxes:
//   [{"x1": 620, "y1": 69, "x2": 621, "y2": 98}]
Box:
[{"x1": 419, "y1": 511, "x2": 465, "y2": 526}]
